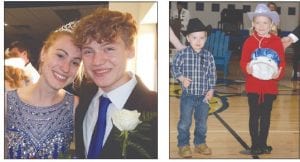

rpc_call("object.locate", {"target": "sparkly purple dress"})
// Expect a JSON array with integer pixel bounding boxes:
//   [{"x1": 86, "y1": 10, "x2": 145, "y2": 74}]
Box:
[{"x1": 5, "y1": 90, "x2": 74, "y2": 159}]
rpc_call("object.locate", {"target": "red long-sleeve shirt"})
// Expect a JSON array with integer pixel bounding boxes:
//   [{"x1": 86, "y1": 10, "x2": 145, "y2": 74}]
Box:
[{"x1": 240, "y1": 32, "x2": 286, "y2": 96}]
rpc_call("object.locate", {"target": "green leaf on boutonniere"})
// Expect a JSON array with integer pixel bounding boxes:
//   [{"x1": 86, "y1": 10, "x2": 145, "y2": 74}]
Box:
[
  {"x1": 140, "y1": 112, "x2": 157, "y2": 122},
  {"x1": 136, "y1": 122, "x2": 151, "y2": 131},
  {"x1": 127, "y1": 140, "x2": 151, "y2": 158},
  {"x1": 130, "y1": 132, "x2": 151, "y2": 141}
]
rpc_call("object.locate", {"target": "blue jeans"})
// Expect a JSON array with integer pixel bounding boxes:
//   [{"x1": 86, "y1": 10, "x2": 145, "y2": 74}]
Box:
[{"x1": 177, "y1": 91, "x2": 210, "y2": 147}]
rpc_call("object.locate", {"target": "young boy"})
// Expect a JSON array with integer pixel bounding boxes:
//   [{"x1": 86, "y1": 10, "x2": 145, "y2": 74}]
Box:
[{"x1": 172, "y1": 18, "x2": 216, "y2": 158}]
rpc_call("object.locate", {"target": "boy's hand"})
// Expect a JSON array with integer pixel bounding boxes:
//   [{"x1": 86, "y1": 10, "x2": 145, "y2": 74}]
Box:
[
  {"x1": 205, "y1": 89, "x2": 214, "y2": 101},
  {"x1": 182, "y1": 77, "x2": 192, "y2": 88},
  {"x1": 178, "y1": 76, "x2": 192, "y2": 88},
  {"x1": 272, "y1": 67, "x2": 282, "y2": 79},
  {"x1": 246, "y1": 63, "x2": 253, "y2": 75}
]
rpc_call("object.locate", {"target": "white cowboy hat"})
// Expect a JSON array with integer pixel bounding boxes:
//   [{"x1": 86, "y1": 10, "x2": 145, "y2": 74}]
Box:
[
  {"x1": 249, "y1": 48, "x2": 280, "y2": 80},
  {"x1": 247, "y1": 3, "x2": 280, "y2": 25}
]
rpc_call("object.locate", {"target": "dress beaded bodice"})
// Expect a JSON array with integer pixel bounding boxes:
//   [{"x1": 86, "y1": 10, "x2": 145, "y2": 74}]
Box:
[{"x1": 5, "y1": 90, "x2": 74, "y2": 159}]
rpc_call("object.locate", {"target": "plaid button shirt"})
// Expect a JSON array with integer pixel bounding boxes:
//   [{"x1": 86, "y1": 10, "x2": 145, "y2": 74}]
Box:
[{"x1": 172, "y1": 46, "x2": 216, "y2": 95}]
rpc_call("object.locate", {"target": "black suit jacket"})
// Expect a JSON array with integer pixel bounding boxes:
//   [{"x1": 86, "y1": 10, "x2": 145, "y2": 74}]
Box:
[
  {"x1": 292, "y1": 25, "x2": 300, "y2": 39},
  {"x1": 75, "y1": 76, "x2": 157, "y2": 159},
  {"x1": 292, "y1": 25, "x2": 300, "y2": 50}
]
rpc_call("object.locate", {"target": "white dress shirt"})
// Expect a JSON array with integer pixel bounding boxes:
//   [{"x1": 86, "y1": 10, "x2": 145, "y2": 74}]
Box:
[
  {"x1": 83, "y1": 72, "x2": 137, "y2": 156},
  {"x1": 288, "y1": 33, "x2": 299, "y2": 43}
]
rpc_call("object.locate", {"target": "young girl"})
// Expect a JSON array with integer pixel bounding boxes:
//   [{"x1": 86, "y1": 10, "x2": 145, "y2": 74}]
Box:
[
  {"x1": 240, "y1": 3, "x2": 286, "y2": 155},
  {"x1": 5, "y1": 22, "x2": 82, "y2": 159}
]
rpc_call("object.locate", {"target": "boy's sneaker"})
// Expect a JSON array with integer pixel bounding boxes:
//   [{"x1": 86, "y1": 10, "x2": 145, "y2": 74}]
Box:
[
  {"x1": 195, "y1": 143, "x2": 212, "y2": 155},
  {"x1": 178, "y1": 145, "x2": 192, "y2": 158}
]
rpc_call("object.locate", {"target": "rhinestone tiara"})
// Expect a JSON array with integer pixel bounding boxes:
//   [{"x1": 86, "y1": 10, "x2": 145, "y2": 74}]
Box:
[{"x1": 55, "y1": 21, "x2": 79, "y2": 33}]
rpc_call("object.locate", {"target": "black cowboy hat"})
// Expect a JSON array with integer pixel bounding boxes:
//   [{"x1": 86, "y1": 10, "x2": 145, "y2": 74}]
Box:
[{"x1": 183, "y1": 18, "x2": 212, "y2": 36}]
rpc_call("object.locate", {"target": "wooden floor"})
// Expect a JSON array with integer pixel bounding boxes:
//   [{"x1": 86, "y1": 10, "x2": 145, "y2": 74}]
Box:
[{"x1": 169, "y1": 50, "x2": 300, "y2": 159}]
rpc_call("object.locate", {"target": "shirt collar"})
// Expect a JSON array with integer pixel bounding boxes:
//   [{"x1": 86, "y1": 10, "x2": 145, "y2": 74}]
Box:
[
  {"x1": 187, "y1": 46, "x2": 204, "y2": 55},
  {"x1": 95, "y1": 72, "x2": 137, "y2": 110}
]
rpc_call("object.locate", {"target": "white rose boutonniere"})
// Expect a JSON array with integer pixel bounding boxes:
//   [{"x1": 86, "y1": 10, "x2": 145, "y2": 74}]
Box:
[
  {"x1": 112, "y1": 109, "x2": 142, "y2": 131},
  {"x1": 111, "y1": 109, "x2": 142, "y2": 158}
]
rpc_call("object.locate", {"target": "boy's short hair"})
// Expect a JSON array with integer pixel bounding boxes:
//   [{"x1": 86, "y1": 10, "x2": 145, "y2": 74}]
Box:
[
  {"x1": 9, "y1": 41, "x2": 31, "y2": 59},
  {"x1": 267, "y1": 2, "x2": 277, "y2": 10},
  {"x1": 9, "y1": 41, "x2": 28, "y2": 52},
  {"x1": 74, "y1": 8, "x2": 137, "y2": 48}
]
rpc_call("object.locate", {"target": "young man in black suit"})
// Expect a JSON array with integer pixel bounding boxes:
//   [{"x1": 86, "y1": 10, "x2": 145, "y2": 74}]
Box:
[{"x1": 73, "y1": 8, "x2": 157, "y2": 159}]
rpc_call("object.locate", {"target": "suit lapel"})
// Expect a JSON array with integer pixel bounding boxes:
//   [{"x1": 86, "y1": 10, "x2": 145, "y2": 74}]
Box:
[
  {"x1": 75, "y1": 82, "x2": 98, "y2": 158},
  {"x1": 100, "y1": 76, "x2": 157, "y2": 158},
  {"x1": 123, "y1": 76, "x2": 151, "y2": 111}
]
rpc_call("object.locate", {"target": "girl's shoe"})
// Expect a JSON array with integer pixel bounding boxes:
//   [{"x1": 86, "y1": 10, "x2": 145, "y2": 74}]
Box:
[
  {"x1": 250, "y1": 148, "x2": 263, "y2": 155},
  {"x1": 261, "y1": 146, "x2": 272, "y2": 154}
]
